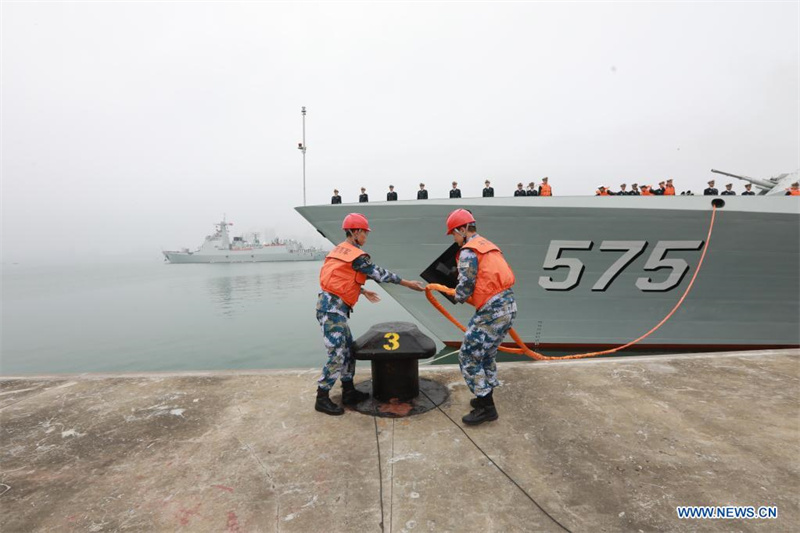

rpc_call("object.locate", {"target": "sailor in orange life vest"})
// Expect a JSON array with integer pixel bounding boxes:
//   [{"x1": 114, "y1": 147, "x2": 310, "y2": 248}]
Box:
[
  {"x1": 446, "y1": 209, "x2": 517, "y2": 425},
  {"x1": 315, "y1": 213, "x2": 426, "y2": 416}
]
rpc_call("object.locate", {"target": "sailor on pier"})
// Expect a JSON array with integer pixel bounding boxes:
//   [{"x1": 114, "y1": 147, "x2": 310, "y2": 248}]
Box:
[
  {"x1": 331, "y1": 189, "x2": 342, "y2": 204},
  {"x1": 417, "y1": 183, "x2": 428, "y2": 200},
  {"x1": 359, "y1": 187, "x2": 369, "y2": 203},
  {"x1": 314, "y1": 214, "x2": 425, "y2": 415},
  {"x1": 721, "y1": 183, "x2": 736, "y2": 196},
  {"x1": 446, "y1": 209, "x2": 517, "y2": 425}
]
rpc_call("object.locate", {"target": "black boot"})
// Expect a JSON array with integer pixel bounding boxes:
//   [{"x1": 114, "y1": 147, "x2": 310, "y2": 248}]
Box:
[
  {"x1": 315, "y1": 387, "x2": 344, "y2": 416},
  {"x1": 341, "y1": 380, "x2": 370, "y2": 405},
  {"x1": 463, "y1": 392, "x2": 498, "y2": 425},
  {"x1": 470, "y1": 390, "x2": 493, "y2": 409}
]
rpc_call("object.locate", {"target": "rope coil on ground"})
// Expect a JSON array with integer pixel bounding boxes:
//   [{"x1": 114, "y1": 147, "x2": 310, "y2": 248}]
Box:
[{"x1": 425, "y1": 206, "x2": 718, "y2": 361}]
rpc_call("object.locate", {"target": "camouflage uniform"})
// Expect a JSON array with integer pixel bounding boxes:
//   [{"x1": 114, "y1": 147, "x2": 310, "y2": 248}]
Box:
[
  {"x1": 317, "y1": 252, "x2": 402, "y2": 391},
  {"x1": 455, "y1": 235, "x2": 517, "y2": 398}
]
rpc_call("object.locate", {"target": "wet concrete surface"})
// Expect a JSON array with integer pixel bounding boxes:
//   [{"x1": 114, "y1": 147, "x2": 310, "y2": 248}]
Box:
[{"x1": 1, "y1": 349, "x2": 798, "y2": 532}]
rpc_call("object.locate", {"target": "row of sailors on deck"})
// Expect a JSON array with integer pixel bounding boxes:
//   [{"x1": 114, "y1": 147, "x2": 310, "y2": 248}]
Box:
[
  {"x1": 331, "y1": 178, "x2": 554, "y2": 203},
  {"x1": 701, "y1": 180, "x2": 753, "y2": 196},
  {"x1": 330, "y1": 178, "x2": 800, "y2": 203},
  {"x1": 592, "y1": 179, "x2": 799, "y2": 196},
  {"x1": 701, "y1": 179, "x2": 800, "y2": 196},
  {"x1": 597, "y1": 179, "x2": 677, "y2": 196}
]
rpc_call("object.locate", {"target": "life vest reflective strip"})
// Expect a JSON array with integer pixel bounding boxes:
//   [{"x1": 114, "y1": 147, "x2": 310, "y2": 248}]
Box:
[
  {"x1": 457, "y1": 237, "x2": 516, "y2": 310},
  {"x1": 539, "y1": 184, "x2": 552, "y2": 196},
  {"x1": 319, "y1": 241, "x2": 368, "y2": 308},
  {"x1": 664, "y1": 185, "x2": 675, "y2": 195}
]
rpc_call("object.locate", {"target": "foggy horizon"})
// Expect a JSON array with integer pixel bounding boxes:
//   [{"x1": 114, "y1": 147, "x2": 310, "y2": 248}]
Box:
[{"x1": 2, "y1": 1, "x2": 798, "y2": 265}]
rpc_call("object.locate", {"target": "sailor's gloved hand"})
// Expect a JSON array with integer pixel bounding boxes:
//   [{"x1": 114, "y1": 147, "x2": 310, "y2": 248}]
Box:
[{"x1": 401, "y1": 280, "x2": 426, "y2": 292}]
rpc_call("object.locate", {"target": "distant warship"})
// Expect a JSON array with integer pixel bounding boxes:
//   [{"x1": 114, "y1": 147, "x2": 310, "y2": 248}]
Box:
[{"x1": 163, "y1": 219, "x2": 326, "y2": 263}]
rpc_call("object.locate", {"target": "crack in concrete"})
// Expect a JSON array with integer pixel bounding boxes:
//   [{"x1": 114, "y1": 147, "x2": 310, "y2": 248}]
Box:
[
  {"x1": 373, "y1": 416, "x2": 385, "y2": 533},
  {"x1": 235, "y1": 437, "x2": 275, "y2": 490},
  {"x1": 389, "y1": 419, "x2": 395, "y2": 533}
]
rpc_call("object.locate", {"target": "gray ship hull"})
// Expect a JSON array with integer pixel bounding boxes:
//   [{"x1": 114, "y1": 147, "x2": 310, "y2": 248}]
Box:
[{"x1": 297, "y1": 196, "x2": 800, "y2": 352}]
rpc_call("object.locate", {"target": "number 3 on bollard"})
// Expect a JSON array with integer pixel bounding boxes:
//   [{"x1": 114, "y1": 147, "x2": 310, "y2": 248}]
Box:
[{"x1": 383, "y1": 333, "x2": 400, "y2": 351}]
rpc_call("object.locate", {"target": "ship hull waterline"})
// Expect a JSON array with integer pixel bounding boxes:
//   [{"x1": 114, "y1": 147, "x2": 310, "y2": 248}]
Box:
[{"x1": 163, "y1": 251, "x2": 325, "y2": 263}]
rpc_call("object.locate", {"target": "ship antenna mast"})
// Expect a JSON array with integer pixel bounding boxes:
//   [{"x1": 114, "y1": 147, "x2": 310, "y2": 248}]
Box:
[{"x1": 298, "y1": 106, "x2": 307, "y2": 206}]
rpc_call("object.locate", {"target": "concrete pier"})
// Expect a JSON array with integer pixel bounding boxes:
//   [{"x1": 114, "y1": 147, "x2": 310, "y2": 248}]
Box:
[{"x1": 1, "y1": 349, "x2": 798, "y2": 532}]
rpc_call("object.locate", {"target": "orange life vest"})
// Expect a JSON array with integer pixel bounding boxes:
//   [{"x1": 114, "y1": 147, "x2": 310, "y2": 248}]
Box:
[
  {"x1": 596, "y1": 189, "x2": 609, "y2": 196},
  {"x1": 641, "y1": 187, "x2": 652, "y2": 196},
  {"x1": 664, "y1": 185, "x2": 675, "y2": 195},
  {"x1": 457, "y1": 236, "x2": 515, "y2": 310},
  {"x1": 319, "y1": 241, "x2": 367, "y2": 308},
  {"x1": 539, "y1": 183, "x2": 552, "y2": 196},
  {"x1": 789, "y1": 189, "x2": 800, "y2": 196}
]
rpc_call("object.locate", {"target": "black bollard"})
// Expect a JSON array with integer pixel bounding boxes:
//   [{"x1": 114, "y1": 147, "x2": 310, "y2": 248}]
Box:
[{"x1": 353, "y1": 322, "x2": 437, "y2": 402}]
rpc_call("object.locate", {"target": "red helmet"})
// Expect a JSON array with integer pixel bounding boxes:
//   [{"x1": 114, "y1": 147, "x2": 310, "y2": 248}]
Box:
[
  {"x1": 446, "y1": 209, "x2": 476, "y2": 235},
  {"x1": 342, "y1": 213, "x2": 371, "y2": 232}
]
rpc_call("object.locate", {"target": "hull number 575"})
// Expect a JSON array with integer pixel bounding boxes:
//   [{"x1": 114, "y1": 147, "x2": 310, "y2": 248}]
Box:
[{"x1": 538, "y1": 240, "x2": 704, "y2": 292}]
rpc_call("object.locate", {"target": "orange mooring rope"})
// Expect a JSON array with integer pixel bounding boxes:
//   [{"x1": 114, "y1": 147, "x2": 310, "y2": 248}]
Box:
[{"x1": 425, "y1": 206, "x2": 718, "y2": 361}]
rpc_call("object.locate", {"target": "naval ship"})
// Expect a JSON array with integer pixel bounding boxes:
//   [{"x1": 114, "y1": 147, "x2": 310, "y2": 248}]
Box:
[
  {"x1": 296, "y1": 170, "x2": 800, "y2": 353},
  {"x1": 163, "y1": 219, "x2": 326, "y2": 263}
]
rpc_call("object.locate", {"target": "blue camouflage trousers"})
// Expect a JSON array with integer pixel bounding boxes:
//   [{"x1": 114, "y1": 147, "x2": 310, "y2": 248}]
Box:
[
  {"x1": 459, "y1": 308, "x2": 516, "y2": 397},
  {"x1": 316, "y1": 311, "x2": 356, "y2": 391}
]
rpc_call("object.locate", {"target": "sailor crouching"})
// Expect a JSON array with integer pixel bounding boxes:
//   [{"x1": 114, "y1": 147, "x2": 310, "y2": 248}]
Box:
[
  {"x1": 315, "y1": 213, "x2": 425, "y2": 415},
  {"x1": 446, "y1": 209, "x2": 517, "y2": 425}
]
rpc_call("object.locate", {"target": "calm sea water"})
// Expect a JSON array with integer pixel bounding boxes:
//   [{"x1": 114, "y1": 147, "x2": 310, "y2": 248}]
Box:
[{"x1": 1, "y1": 260, "x2": 445, "y2": 375}]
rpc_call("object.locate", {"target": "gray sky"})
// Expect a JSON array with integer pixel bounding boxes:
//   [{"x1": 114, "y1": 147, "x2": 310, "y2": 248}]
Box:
[{"x1": 2, "y1": 1, "x2": 798, "y2": 263}]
